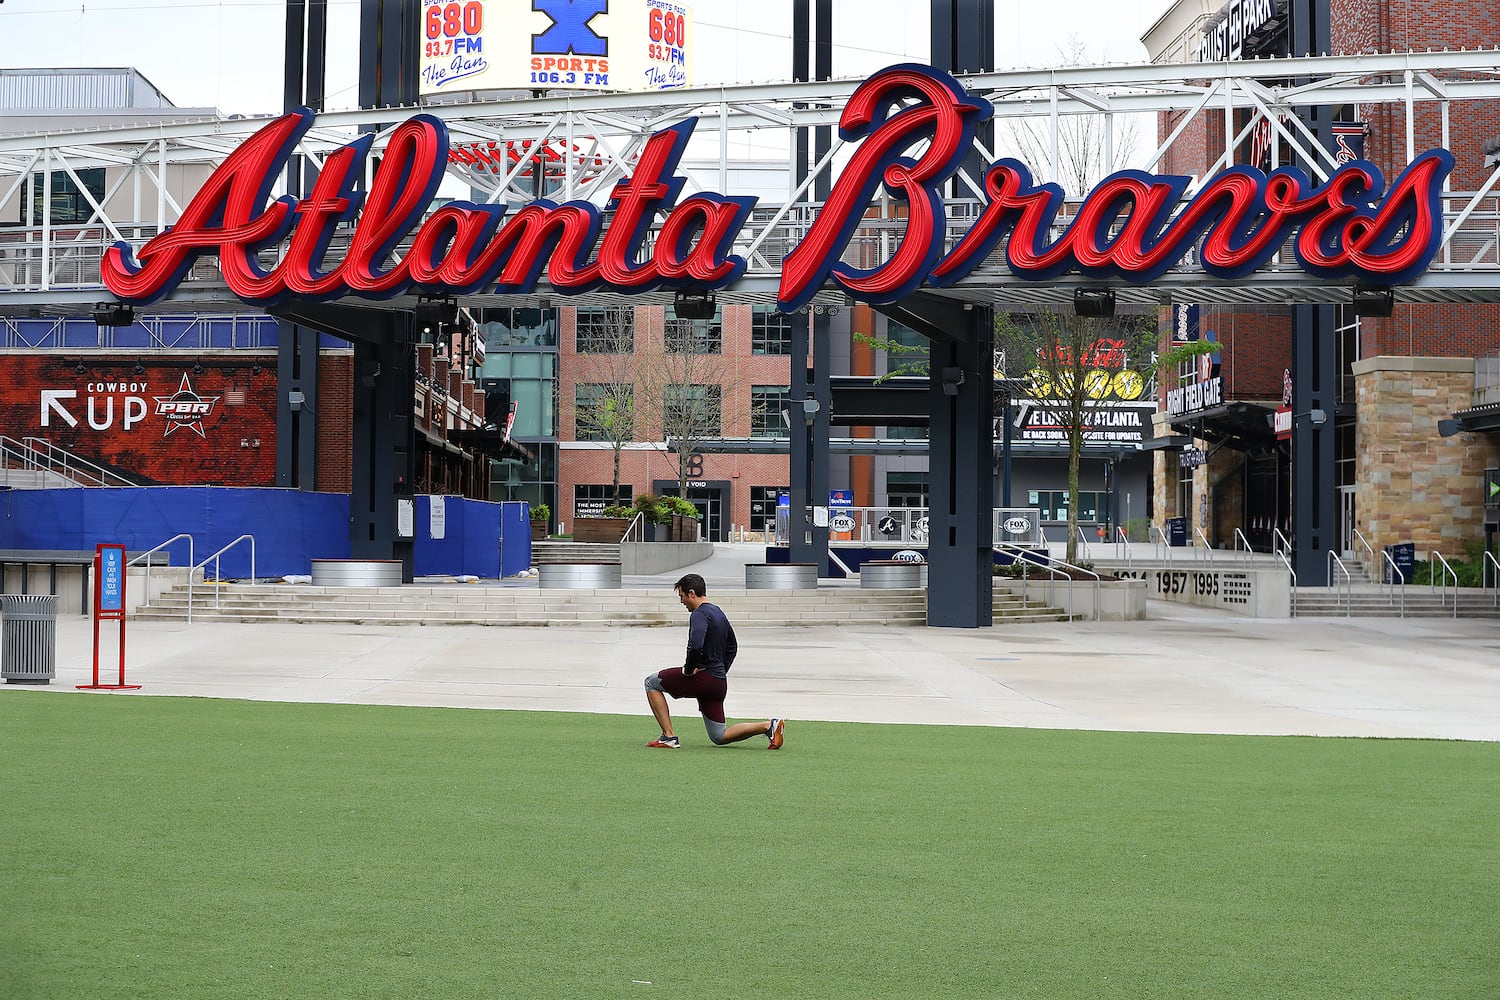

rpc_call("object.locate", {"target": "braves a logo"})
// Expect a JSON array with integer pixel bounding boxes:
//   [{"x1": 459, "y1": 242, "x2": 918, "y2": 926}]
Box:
[{"x1": 153, "y1": 373, "x2": 220, "y2": 438}]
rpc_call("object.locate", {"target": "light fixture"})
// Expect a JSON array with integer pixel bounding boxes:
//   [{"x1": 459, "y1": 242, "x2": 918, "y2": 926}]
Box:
[
  {"x1": 251, "y1": 363, "x2": 263, "y2": 376},
  {"x1": 414, "y1": 296, "x2": 459, "y2": 334},
  {"x1": 1307, "y1": 408, "x2": 1327, "y2": 426},
  {"x1": 192, "y1": 361, "x2": 204, "y2": 375},
  {"x1": 1073, "y1": 287, "x2": 1115, "y2": 318},
  {"x1": 673, "y1": 290, "x2": 717, "y2": 320},
  {"x1": 90, "y1": 303, "x2": 134, "y2": 327},
  {"x1": 288, "y1": 390, "x2": 308, "y2": 412},
  {"x1": 75, "y1": 360, "x2": 87, "y2": 375},
  {"x1": 1351, "y1": 282, "x2": 1394, "y2": 317},
  {"x1": 133, "y1": 360, "x2": 145, "y2": 375}
]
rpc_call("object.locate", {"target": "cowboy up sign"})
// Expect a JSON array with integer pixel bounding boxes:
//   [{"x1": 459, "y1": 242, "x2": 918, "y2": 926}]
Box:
[{"x1": 101, "y1": 64, "x2": 1453, "y2": 313}]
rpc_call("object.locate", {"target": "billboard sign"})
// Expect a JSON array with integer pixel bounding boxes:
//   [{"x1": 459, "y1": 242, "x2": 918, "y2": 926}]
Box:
[{"x1": 420, "y1": 0, "x2": 693, "y2": 96}]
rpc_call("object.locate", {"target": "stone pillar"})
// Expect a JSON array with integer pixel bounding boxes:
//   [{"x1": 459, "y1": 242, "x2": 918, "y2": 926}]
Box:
[{"x1": 1353, "y1": 356, "x2": 1498, "y2": 557}]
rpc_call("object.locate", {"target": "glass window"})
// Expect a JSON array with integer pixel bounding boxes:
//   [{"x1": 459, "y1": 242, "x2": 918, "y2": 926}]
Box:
[
  {"x1": 574, "y1": 483, "x2": 632, "y2": 519},
  {"x1": 575, "y1": 308, "x2": 634, "y2": 353},
  {"x1": 749, "y1": 485, "x2": 784, "y2": 532},
  {"x1": 575, "y1": 382, "x2": 633, "y2": 441},
  {"x1": 476, "y1": 306, "x2": 558, "y2": 348},
  {"x1": 26, "y1": 168, "x2": 105, "y2": 225},
  {"x1": 751, "y1": 385, "x2": 790, "y2": 438},
  {"x1": 665, "y1": 311, "x2": 722, "y2": 354},
  {"x1": 752, "y1": 306, "x2": 794, "y2": 355},
  {"x1": 886, "y1": 472, "x2": 929, "y2": 508},
  {"x1": 1033, "y1": 490, "x2": 1105, "y2": 522},
  {"x1": 480, "y1": 351, "x2": 556, "y2": 438},
  {"x1": 663, "y1": 384, "x2": 721, "y2": 439}
]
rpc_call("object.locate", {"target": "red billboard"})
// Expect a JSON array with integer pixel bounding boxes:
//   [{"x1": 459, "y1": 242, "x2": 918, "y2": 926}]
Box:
[{"x1": 2, "y1": 355, "x2": 277, "y2": 485}]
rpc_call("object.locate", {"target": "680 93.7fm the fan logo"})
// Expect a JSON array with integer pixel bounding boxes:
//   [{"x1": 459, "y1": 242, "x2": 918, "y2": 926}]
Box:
[{"x1": 153, "y1": 373, "x2": 221, "y2": 439}]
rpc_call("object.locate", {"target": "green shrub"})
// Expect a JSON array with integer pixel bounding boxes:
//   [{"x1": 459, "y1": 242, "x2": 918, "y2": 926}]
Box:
[{"x1": 529, "y1": 503, "x2": 550, "y2": 522}]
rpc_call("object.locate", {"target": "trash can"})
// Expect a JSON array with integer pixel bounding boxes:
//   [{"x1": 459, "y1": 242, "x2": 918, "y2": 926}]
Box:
[
  {"x1": 1166, "y1": 517, "x2": 1188, "y2": 547},
  {"x1": 1, "y1": 594, "x2": 58, "y2": 684},
  {"x1": 1384, "y1": 542, "x2": 1415, "y2": 584}
]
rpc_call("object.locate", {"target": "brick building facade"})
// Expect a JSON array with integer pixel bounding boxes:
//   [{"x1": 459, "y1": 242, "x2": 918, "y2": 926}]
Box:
[{"x1": 1144, "y1": 0, "x2": 1500, "y2": 563}]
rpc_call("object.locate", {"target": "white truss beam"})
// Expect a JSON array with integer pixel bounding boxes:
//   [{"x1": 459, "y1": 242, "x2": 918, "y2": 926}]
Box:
[{"x1": 2, "y1": 50, "x2": 1500, "y2": 313}]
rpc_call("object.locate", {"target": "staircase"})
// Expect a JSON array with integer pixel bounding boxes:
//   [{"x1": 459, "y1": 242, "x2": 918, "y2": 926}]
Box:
[
  {"x1": 132, "y1": 581, "x2": 1075, "y2": 627},
  {"x1": 1293, "y1": 584, "x2": 1500, "y2": 618},
  {"x1": 531, "y1": 540, "x2": 621, "y2": 564}
]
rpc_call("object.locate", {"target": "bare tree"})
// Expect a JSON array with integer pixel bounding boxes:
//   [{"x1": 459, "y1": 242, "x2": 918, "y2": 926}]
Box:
[
  {"x1": 571, "y1": 306, "x2": 641, "y2": 507},
  {"x1": 1001, "y1": 37, "x2": 1140, "y2": 196},
  {"x1": 631, "y1": 311, "x2": 747, "y2": 498}
]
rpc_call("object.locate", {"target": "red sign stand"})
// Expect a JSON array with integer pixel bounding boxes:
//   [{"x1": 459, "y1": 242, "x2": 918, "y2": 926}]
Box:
[{"x1": 78, "y1": 543, "x2": 140, "y2": 691}]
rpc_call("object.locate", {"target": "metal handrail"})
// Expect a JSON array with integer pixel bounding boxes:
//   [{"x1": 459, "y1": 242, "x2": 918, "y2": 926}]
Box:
[
  {"x1": 1115, "y1": 525, "x2": 1131, "y2": 569},
  {"x1": 1352, "y1": 528, "x2": 1376, "y2": 580},
  {"x1": 1194, "y1": 526, "x2": 1213, "y2": 565},
  {"x1": 1379, "y1": 548, "x2": 1406, "y2": 618},
  {"x1": 193, "y1": 535, "x2": 256, "y2": 612},
  {"x1": 622, "y1": 510, "x2": 647, "y2": 542},
  {"x1": 1232, "y1": 527, "x2": 1254, "y2": 566},
  {"x1": 1484, "y1": 551, "x2": 1500, "y2": 609},
  {"x1": 1074, "y1": 525, "x2": 1090, "y2": 561},
  {"x1": 1273, "y1": 527, "x2": 1293, "y2": 559},
  {"x1": 827, "y1": 548, "x2": 855, "y2": 579},
  {"x1": 1278, "y1": 551, "x2": 1297, "y2": 617},
  {"x1": 127, "y1": 533, "x2": 194, "y2": 617},
  {"x1": 1327, "y1": 551, "x2": 1352, "y2": 618},
  {"x1": 1429, "y1": 550, "x2": 1458, "y2": 618},
  {"x1": 1151, "y1": 523, "x2": 1172, "y2": 566},
  {"x1": 993, "y1": 540, "x2": 1101, "y2": 621},
  {"x1": 21, "y1": 435, "x2": 138, "y2": 488}
]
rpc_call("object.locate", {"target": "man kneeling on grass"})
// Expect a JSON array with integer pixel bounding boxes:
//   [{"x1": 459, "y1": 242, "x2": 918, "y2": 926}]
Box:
[{"x1": 644, "y1": 573, "x2": 785, "y2": 750}]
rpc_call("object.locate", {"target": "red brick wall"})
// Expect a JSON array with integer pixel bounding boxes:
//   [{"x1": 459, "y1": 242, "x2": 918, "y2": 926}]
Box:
[
  {"x1": 316, "y1": 352, "x2": 353, "y2": 493},
  {"x1": 556, "y1": 304, "x2": 791, "y2": 530}
]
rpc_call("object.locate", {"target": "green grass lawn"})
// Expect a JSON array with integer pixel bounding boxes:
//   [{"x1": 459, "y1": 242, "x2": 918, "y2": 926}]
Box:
[{"x1": 2, "y1": 693, "x2": 1497, "y2": 999}]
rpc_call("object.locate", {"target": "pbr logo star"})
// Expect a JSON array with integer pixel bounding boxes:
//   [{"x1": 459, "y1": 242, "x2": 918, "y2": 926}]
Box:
[{"x1": 153, "y1": 373, "x2": 220, "y2": 438}]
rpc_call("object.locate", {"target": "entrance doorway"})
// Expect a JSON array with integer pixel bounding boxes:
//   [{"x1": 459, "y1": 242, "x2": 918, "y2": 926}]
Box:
[{"x1": 655, "y1": 479, "x2": 729, "y2": 541}]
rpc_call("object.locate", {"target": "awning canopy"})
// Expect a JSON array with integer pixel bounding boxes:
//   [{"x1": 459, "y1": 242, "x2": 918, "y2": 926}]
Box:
[
  {"x1": 447, "y1": 428, "x2": 535, "y2": 463},
  {"x1": 1167, "y1": 400, "x2": 1278, "y2": 452}
]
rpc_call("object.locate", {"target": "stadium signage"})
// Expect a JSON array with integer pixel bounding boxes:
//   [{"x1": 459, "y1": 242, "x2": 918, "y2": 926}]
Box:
[
  {"x1": 102, "y1": 64, "x2": 1453, "y2": 312},
  {"x1": 1166, "y1": 376, "x2": 1224, "y2": 417},
  {"x1": 1198, "y1": 0, "x2": 1280, "y2": 63}
]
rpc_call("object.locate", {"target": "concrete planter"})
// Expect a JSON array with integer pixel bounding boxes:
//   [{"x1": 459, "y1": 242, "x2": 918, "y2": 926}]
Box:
[
  {"x1": 538, "y1": 562, "x2": 622, "y2": 589},
  {"x1": 311, "y1": 559, "x2": 404, "y2": 587},
  {"x1": 745, "y1": 563, "x2": 818, "y2": 589},
  {"x1": 572, "y1": 517, "x2": 632, "y2": 543},
  {"x1": 860, "y1": 560, "x2": 926, "y2": 589}
]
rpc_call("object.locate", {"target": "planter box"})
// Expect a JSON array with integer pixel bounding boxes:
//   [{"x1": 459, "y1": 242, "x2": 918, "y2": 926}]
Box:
[
  {"x1": 538, "y1": 562, "x2": 622, "y2": 589},
  {"x1": 572, "y1": 517, "x2": 632, "y2": 544},
  {"x1": 860, "y1": 560, "x2": 926, "y2": 589},
  {"x1": 530, "y1": 521, "x2": 547, "y2": 541},
  {"x1": 671, "y1": 514, "x2": 701, "y2": 542},
  {"x1": 745, "y1": 563, "x2": 818, "y2": 589}
]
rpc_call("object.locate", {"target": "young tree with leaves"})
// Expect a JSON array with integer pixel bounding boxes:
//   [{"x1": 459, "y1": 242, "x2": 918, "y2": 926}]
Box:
[{"x1": 995, "y1": 309, "x2": 1215, "y2": 565}]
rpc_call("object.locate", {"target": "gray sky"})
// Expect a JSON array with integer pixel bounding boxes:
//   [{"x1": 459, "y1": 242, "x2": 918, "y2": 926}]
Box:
[{"x1": 0, "y1": 0, "x2": 1168, "y2": 117}]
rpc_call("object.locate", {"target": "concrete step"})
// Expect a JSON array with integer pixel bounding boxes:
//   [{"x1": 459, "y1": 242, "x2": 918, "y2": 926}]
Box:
[
  {"x1": 531, "y1": 541, "x2": 620, "y2": 564},
  {"x1": 1293, "y1": 588, "x2": 1500, "y2": 617},
  {"x1": 133, "y1": 583, "x2": 1071, "y2": 627}
]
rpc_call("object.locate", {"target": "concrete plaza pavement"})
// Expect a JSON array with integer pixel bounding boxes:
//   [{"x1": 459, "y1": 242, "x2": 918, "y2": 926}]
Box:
[{"x1": 5, "y1": 543, "x2": 1498, "y2": 742}]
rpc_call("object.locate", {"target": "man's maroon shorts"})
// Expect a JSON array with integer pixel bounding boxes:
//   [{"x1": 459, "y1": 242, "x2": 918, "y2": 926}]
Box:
[{"x1": 655, "y1": 667, "x2": 728, "y2": 723}]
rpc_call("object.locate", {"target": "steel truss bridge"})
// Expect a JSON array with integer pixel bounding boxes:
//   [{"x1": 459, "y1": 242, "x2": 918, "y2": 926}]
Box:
[{"x1": 4, "y1": 49, "x2": 1500, "y2": 317}]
